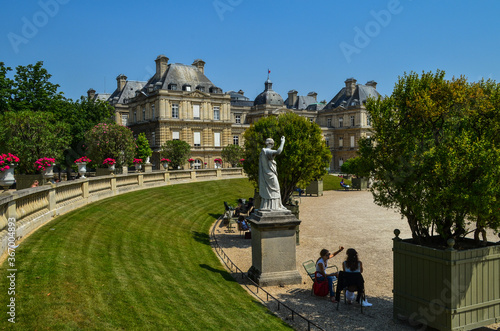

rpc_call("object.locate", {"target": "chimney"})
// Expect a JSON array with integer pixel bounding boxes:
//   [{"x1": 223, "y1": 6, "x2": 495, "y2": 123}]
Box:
[
  {"x1": 366, "y1": 80, "x2": 377, "y2": 89},
  {"x1": 192, "y1": 59, "x2": 205, "y2": 74},
  {"x1": 345, "y1": 78, "x2": 357, "y2": 97},
  {"x1": 87, "y1": 88, "x2": 96, "y2": 99},
  {"x1": 155, "y1": 55, "x2": 169, "y2": 78},
  {"x1": 307, "y1": 91, "x2": 318, "y2": 102},
  {"x1": 116, "y1": 74, "x2": 127, "y2": 91},
  {"x1": 288, "y1": 90, "x2": 298, "y2": 108}
]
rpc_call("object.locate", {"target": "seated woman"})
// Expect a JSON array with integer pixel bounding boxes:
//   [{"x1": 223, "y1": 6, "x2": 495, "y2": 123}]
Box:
[
  {"x1": 233, "y1": 199, "x2": 245, "y2": 217},
  {"x1": 237, "y1": 216, "x2": 250, "y2": 231},
  {"x1": 342, "y1": 248, "x2": 371, "y2": 306},
  {"x1": 340, "y1": 179, "x2": 349, "y2": 189},
  {"x1": 316, "y1": 247, "x2": 344, "y2": 302}
]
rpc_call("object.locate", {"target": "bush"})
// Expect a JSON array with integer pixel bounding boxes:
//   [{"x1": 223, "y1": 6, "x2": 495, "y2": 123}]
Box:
[{"x1": 85, "y1": 123, "x2": 135, "y2": 167}]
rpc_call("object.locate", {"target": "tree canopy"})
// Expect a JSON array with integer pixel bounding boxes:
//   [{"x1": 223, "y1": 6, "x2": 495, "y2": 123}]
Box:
[
  {"x1": 359, "y1": 70, "x2": 500, "y2": 246},
  {"x1": 160, "y1": 140, "x2": 191, "y2": 170},
  {"x1": 0, "y1": 111, "x2": 70, "y2": 174},
  {"x1": 85, "y1": 123, "x2": 136, "y2": 168},
  {"x1": 0, "y1": 61, "x2": 116, "y2": 169},
  {"x1": 243, "y1": 112, "x2": 331, "y2": 204},
  {"x1": 221, "y1": 144, "x2": 243, "y2": 167}
]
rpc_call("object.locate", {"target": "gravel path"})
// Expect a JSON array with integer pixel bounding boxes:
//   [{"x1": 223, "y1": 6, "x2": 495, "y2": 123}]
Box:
[{"x1": 213, "y1": 189, "x2": 500, "y2": 331}]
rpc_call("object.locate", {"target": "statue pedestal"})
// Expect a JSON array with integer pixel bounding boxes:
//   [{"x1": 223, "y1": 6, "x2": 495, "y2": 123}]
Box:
[
  {"x1": 247, "y1": 210, "x2": 302, "y2": 286},
  {"x1": 144, "y1": 163, "x2": 153, "y2": 173}
]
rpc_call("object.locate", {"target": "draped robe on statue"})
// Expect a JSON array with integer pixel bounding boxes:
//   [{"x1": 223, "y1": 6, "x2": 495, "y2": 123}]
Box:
[{"x1": 259, "y1": 148, "x2": 286, "y2": 211}]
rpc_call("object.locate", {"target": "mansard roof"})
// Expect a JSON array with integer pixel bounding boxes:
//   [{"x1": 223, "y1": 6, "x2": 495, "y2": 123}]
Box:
[
  {"x1": 143, "y1": 63, "x2": 219, "y2": 93},
  {"x1": 284, "y1": 95, "x2": 324, "y2": 110},
  {"x1": 108, "y1": 80, "x2": 146, "y2": 105},
  {"x1": 323, "y1": 83, "x2": 380, "y2": 110}
]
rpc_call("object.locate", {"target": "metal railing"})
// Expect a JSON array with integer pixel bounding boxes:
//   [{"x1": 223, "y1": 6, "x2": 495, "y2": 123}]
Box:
[{"x1": 210, "y1": 217, "x2": 325, "y2": 331}]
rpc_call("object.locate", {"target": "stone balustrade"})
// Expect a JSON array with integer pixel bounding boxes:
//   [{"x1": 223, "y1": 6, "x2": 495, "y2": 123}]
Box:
[{"x1": 0, "y1": 168, "x2": 245, "y2": 256}]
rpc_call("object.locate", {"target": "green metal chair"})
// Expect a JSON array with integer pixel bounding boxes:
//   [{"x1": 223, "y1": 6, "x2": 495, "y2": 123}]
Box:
[{"x1": 302, "y1": 260, "x2": 338, "y2": 296}]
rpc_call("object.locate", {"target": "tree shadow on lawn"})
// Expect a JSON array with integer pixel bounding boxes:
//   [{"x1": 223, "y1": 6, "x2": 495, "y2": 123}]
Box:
[
  {"x1": 199, "y1": 263, "x2": 238, "y2": 282},
  {"x1": 192, "y1": 231, "x2": 210, "y2": 245}
]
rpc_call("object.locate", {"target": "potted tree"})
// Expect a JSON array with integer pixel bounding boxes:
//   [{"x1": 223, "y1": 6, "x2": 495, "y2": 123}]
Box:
[
  {"x1": 135, "y1": 133, "x2": 153, "y2": 172},
  {"x1": 341, "y1": 157, "x2": 371, "y2": 190},
  {"x1": 160, "y1": 140, "x2": 190, "y2": 171},
  {"x1": 359, "y1": 70, "x2": 500, "y2": 330}
]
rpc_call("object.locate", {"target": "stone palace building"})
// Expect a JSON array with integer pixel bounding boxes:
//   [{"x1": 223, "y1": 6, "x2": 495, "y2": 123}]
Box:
[{"x1": 89, "y1": 54, "x2": 380, "y2": 171}]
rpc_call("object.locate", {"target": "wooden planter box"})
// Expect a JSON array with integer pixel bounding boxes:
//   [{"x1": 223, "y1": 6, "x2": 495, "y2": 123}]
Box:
[
  {"x1": 393, "y1": 235, "x2": 500, "y2": 330},
  {"x1": 351, "y1": 177, "x2": 368, "y2": 190},
  {"x1": 306, "y1": 180, "x2": 323, "y2": 196}
]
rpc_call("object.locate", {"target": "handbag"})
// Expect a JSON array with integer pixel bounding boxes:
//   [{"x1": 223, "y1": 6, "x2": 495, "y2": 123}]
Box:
[{"x1": 313, "y1": 271, "x2": 329, "y2": 297}]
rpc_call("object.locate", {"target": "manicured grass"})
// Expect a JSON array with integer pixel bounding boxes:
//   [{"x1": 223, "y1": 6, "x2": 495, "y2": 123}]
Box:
[
  {"x1": 322, "y1": 174, "x2": 352, "y2": 191},
  {"x1": 0, "y1": 179, "x2": 292, "y2": 330}
]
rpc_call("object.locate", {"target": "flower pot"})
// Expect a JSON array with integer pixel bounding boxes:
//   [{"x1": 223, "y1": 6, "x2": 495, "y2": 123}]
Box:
[
  {"x1": 135, "y1": 164, "x2": 142, "y2": 171},
  {"x1": 76, "y1": 162, "x2": 87, "y2": 178},
  {"x1": 0, "y1": 165, "x2": 16, "y2": 190},
  {"x1": 162, "y1": 163, "x2": 169, "y2": 170},
  {"x1": 108, "y1": 164, "x2": 115, "y2": 171},
  {"x1": 42, "y1": 164, "x2": 55, "y2": 180}
]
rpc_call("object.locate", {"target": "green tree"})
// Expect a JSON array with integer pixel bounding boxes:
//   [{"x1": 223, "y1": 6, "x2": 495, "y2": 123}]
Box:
[
  {"x1": 85, "y1": 123, "x2": 136, "y2": 167},
  {"x1": 243, "y1": 112, "x2": 331, "y2": 204},
  {"x1": 360, "y1": 70, "x2": 500, "y2": 246},
  {"x1": 160, "y1": 140, "x2": 191, "y2": 170},
  {"x1": 0, "y1": 111, "x2": 70, "y2": 174},
  {"x1": 340, "y1": 157, "x2": 371, "y2": 177},
  {"x1": 0, "y1": 62, "x2": 13, "y2": 113},
  {"x1": 58, "y1": 96, "x2": 115, "y2": 166},
  {"x1": 135, "y1": 133, "x2": 153, "y2": 161},
  {"x1": 221, "y1": 144, "x2": 244, "y2": 167},
  {"x1": 11, "y1": 61, "x2": 64, "y2": 113}
]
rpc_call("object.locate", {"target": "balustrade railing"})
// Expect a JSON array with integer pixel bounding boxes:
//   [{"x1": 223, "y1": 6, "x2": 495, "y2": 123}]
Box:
[{"x1": 0, "y1": 168, "x2": 244, "y2": 256}]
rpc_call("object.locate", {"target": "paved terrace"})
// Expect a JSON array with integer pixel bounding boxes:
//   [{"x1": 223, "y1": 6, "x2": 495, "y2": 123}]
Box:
[{"x1": 213, "y1": 190, "x2": 500, "y2": 331}]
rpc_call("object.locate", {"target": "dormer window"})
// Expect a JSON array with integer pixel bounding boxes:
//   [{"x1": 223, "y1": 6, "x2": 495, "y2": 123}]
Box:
[
  {"x1": 168, "y1": 84, "x2": 177, "y2": 90},
  {"x1": 196, "y1": 85, "x2": 205, "y2": 92},
  {"x1": 183, "y1": 84, "x2": 191, "y2": 91},
  {"x1": 209, "y1": 86, "x2": 221, "y2": 94},
  {"x1": 155, "y1": 82, "x2": 162, "y2": 90}
]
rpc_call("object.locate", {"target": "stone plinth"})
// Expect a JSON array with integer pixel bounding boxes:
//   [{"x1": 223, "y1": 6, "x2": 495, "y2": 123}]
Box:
[
  {"x1": 144, "y1": 164, "x2": 153, "y2": 173},
  {"x1": 247, "y1": 210, "x2": 302, "y2": 286}
]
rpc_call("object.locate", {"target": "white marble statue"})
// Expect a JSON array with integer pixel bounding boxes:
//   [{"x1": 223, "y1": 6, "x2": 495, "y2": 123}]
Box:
[{"x1": 259, "y1": 136, "x2": 288, "y2": 211}]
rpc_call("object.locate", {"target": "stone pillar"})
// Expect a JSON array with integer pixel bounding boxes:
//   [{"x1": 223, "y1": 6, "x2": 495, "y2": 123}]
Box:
[{"x1": 247, "y1": 210, "x2": 302, "y2": 286}]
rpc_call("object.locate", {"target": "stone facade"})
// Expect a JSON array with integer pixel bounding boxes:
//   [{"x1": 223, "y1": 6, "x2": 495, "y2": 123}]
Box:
[{"x1": 91, "y1": 55, "x2": 380, "y2": 172}]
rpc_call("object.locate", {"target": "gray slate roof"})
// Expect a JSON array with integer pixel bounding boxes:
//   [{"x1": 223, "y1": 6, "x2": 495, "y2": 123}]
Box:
[
  {"x1": 144, "y1": 63, "x2": 217, "y2": 92},
  {"x1": 284, "y1": 95, "x2": 320, "y2": 110},
  {"x1": 324, "y1": 84, "x2": 380, "y2": 110},
  {"x1": 109, "y1": 81, "x2": 146, "y2": 104}
]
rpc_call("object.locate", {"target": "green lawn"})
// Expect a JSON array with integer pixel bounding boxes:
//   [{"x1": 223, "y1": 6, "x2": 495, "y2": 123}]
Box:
[
  {"x1": 0, "y1": 179, "x2": 292, "y2": 330},
  {"x1": 322, "y1": 174, "x2": 351, "y2": 191}
]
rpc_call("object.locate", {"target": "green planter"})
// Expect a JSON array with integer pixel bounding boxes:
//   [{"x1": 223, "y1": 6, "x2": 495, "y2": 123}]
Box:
[
  {"x1": 352, "y1": 177, "x2": 368, "y2": 190},
  {"x1": 306, "y1": 180, "x2": 323, "y2": 196},
  {"x1": 393, "y1": 231, "x2": 500, "y2": 330}
]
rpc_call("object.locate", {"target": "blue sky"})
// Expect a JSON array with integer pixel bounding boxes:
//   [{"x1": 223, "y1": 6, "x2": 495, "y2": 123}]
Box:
[{"x1": 1, "y1": 0, "x2": 499, "y2": 102}]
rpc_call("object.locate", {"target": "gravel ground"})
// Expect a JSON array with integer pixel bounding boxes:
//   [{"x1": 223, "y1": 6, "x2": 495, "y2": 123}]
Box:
[{"x1": 212, "y1": 188, "x2": 500, "y2": 331}]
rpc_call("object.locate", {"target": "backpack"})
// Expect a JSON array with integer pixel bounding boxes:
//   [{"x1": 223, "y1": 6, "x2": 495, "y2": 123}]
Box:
[{"x1": 313, "y1": 272, "x2": 329, "y2": 296}]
